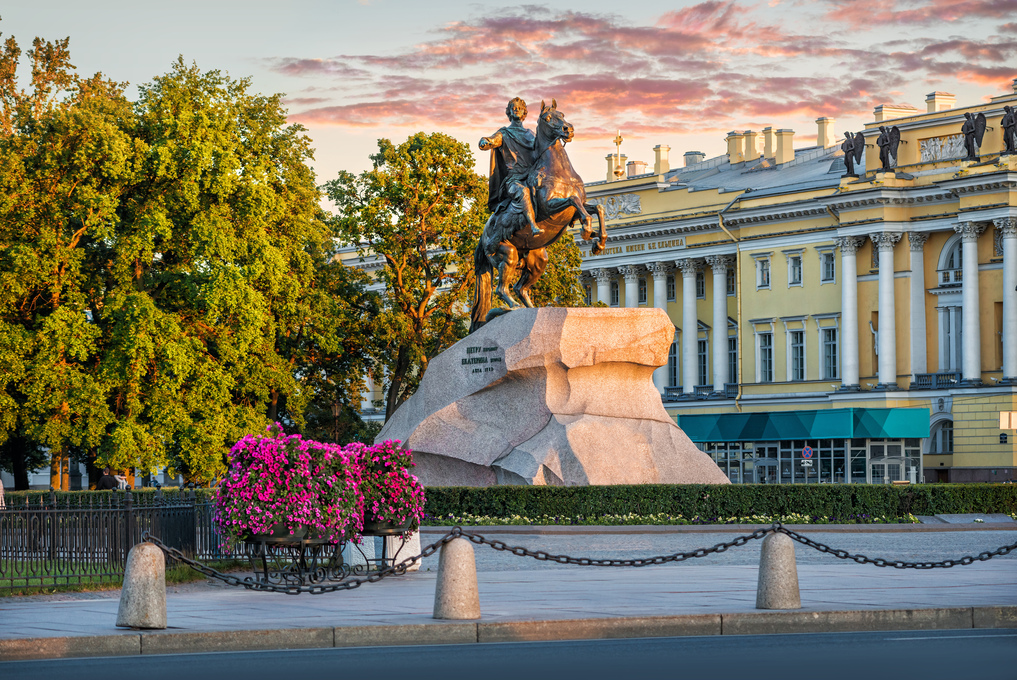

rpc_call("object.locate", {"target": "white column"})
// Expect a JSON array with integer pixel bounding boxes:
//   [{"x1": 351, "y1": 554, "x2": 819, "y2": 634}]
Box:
[
  {"x1": 937, "y1": 306, "x2": 949, "y2": 371},
  {"x1": 908, "y1": 233, "x2": 929, "y2": 378},
  {"x1": 949, "y1": 305, "x2": 962, "y2": 372},
  {"x1": 955, "y1": 221, "x2": 986, "y2": 384},
  {"x1": 592, "y1": 268, "x2": 613, "y2": 306},
  {"x1": 836, "y1": 237, "x2": 863, "y2": 390},
  {"x1": 997, "y1": 217, "x2": 1017, "y2": 381},
  {"x1": 647, "y1": 262, "x2": 672, "y2": 394},
  {"x1": 706, "y1": 255, "x2": 732, "y2": 393},
  {"x1": 360, "y1": 374, "x2": 375, "y2": 411},
  {"x1": 870, "y1": 232, "x2": 901, "y2": 388},
  {"x1": 676, "y1": 258, "x2": 700, "y2": 395},
  {"x1": 620, "y1": 265, "x2": 641, "y2": 308}
]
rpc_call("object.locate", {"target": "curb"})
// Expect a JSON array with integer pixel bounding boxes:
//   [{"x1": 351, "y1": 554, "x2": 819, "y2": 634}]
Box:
[
  {"x1": 2, "y1": 606, "x2": 1015, "y2": 661},
  {"x1": 419, "y1": 523, "x2": 1017, "y2": 535}
]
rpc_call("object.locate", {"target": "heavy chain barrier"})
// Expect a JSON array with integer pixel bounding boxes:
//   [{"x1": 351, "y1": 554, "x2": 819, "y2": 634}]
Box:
[{"x1": 143, "y1": 523, "x2": 1017, "y2": 595}]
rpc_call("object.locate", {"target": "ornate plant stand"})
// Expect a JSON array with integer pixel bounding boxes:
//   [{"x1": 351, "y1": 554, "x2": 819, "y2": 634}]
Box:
[
  {"x1": 353, "y1": 517, "x2": 417, "y2": 570},
  {"x1": 244, "y1": 530, "x2": 352, "y2": 587}
]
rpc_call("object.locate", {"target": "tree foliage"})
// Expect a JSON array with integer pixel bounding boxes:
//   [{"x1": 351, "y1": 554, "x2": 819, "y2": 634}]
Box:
[
  {"x1": 325, "y1": 133, "x2": 488, "y2": 419},
  {"x1": 0, "y1": 29, "x2": 378, "y2": 487}
]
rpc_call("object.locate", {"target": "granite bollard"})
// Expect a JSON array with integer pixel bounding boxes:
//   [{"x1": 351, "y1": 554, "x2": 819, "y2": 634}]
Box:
[
  {"x1": 433, "y1": 538, "x2": 481, "y2": 620},
  {"x1": 116, "y1": 542, "x2": 167, "y2": 629},
  {"x1": 756, "y1": 532, "x2": 801, "y2": 610}
]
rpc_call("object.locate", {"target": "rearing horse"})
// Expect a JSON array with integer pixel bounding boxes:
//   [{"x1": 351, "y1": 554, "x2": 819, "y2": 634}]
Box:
[{"x1": 470, "y1": 100, "x2": 607, "y2": 332}]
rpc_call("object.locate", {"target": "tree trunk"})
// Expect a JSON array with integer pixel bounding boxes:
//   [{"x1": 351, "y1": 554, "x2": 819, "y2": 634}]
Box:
[
  {"x1": 268, "y1": 388, "x2": 279, "y2": 422},
  {"x1": 11, "y1": 440, "x2": 30, "y2": 490},
  {"x1": 385, "y1": 345, "x2": 412, "y2": 420}
]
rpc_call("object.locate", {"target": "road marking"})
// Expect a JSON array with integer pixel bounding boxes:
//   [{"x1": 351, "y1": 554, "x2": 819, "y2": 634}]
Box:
[{"x1": 885, "y1": 634, "x2": 1017, "y2": 641}]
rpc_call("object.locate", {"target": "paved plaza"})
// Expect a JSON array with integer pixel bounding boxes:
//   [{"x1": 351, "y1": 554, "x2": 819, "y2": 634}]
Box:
[{"x1": 0, "y1": 523, "x2": 1015, "y2": 660}]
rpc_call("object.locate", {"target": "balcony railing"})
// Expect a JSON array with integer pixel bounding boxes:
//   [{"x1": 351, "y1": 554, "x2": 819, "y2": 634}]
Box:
[
  {"x1": 662, "y1": 384, "x2": 738, "y2": 402},
  {"x1": 911, "y1": 372, "x2": 961, "y2": 390}
]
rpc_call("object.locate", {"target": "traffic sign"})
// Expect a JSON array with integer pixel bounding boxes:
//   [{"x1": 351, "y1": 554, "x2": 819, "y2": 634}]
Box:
[
  {"x1": 802, "y1": 446, "x2": 813, "y2": 459},
  {"x1": 801, "y1": 460, "x2": 813, "y2": 467}
]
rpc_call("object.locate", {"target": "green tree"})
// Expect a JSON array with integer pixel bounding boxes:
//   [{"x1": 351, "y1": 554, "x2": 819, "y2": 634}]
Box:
[
  {"x1": 527, "y1": 230, "x2": 588, "y2": 307},
  {"x1": 325, "y1": 133, "x2": 488, "y2": 419}
]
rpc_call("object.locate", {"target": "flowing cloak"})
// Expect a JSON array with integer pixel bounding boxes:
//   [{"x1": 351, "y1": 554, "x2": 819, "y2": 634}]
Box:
[{"x1": 487, "y1": 124, "x2": 535, "y2": 214}]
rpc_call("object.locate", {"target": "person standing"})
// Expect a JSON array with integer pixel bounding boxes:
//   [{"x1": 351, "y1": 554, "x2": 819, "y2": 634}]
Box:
[{"x1": 96, "y1": 467, "x2": 118, "y2": 490}]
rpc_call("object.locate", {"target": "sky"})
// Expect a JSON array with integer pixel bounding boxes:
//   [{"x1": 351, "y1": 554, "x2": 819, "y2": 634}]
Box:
[{"x1": 3, "y1": 1, "x2": 1016, "y2": 188}]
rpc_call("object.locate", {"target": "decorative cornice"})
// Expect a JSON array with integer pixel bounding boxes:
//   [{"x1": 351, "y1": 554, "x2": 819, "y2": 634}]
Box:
[
  {"x1": 908, "y1": 232, "x2": 930, "y2": 251},
  {"x1": 835, "y1": 236, "x2": 864, "y2": 255},
  {"x1": 954, "y1": 221, "x2": 988, "y2": 241}
]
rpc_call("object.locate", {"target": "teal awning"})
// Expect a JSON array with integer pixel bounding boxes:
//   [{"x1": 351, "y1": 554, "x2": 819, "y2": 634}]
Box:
[{"x1": 675, "y1": 407, "x2": 930, "y2": 443}]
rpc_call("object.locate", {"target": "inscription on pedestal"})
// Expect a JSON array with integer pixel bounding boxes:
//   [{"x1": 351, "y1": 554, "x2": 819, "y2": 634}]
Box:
[{"x1": 461, "y1": 345, "x2": 504, "y2": 374}]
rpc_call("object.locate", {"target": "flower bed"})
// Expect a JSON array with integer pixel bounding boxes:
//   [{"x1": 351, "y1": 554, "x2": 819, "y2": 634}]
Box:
[
  {"x1": 422, "y1": 512, "x2": 921, "y2": 526},
  {"x1": 214, "y1": 424, "x2": 364, "y2": 548}
]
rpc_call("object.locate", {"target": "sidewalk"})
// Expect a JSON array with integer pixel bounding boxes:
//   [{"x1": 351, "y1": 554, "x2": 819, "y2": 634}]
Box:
[{"x1": 1, "y1": 524, "x2": 1015, "y2": 661}]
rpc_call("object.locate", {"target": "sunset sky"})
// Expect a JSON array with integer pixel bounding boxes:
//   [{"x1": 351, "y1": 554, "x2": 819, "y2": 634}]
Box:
[{"x1": 4, "y1": 1, "x2": 1016, "y2": 186}]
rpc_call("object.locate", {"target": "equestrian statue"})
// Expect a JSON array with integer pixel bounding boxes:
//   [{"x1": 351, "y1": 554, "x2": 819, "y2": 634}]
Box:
[{"x1": 470, "y1": 98, "x2": 608, "y2": 332}]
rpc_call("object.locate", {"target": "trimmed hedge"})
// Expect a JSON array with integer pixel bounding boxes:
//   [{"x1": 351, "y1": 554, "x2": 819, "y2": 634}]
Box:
[
  {"x1": 422, "y1": 484, "x2": 1017, "y2": 522},
  {"x1": 6, "y1": 484, "x2": 1016, "y2": 522}
]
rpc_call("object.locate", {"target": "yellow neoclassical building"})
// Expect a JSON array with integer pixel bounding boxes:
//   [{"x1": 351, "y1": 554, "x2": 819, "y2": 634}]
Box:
[{"x1": 579, "y1": 81, "x2": 1017, "y2": 485}]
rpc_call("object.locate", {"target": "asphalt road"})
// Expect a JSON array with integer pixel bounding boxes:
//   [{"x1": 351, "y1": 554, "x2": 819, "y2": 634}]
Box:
[{"x1": 3, "y1": 629, "x2": 1015, "y2": 680}]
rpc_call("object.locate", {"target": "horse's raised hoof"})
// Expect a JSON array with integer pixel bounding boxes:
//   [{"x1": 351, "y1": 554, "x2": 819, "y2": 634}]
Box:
[
  {"x1": 580, "y1": 228, "x2": 593, "y2": 241},
  {"x1": 592, "y1": 242, "x2": 606, "y2": 255}
]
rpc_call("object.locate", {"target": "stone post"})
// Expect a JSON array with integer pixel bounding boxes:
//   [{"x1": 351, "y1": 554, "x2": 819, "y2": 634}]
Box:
[
  {"x1": 756, "y1": 532, "x2": 801, "y2": 610},
  {"x1": 870, "y1": 232, "x2": 901, "y2": 389},
  {"x1": 705, "y1": 255, "x2": 732, "y2": 394},
  {"x1": 996, "y1": 218, "x2": 1017, "y2": 382},
  {"x1": 116, "y1": 542, "x2": 167, "y2": 629},
  {"x1": 955, "y1": 221, "x2": 986, "y2": 385},
  {"x1": 836, "y1": 237, "x2": 863, "y2": 390},
  {"x1": 908, "y1": 232, "x2": 929, "y2": 378},
  {"x1": 619, "y1": 265, "x2": 641, "y2": 308},
  {"x1": 676, "y1": 258, "x2": 701, "y2": 395},
  {"x1": 647, "y1": 262, "x2": 673, "y2": 394},
  {"x1": 433, "y1": 537, "x2": 481, "y2": 620}
]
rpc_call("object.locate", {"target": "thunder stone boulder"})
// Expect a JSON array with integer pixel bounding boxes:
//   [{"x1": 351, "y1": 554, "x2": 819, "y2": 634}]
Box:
[{"x1": 377, "y1": 307, "x2": 729, "y2": 486}]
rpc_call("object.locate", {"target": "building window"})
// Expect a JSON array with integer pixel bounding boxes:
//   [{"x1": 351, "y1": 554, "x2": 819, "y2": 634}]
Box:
[
  {"x1": 822, "y1": 328, "x2": 839, "y2": 380},
  {"x1": 756, "y1": 258, "x2": 770, "y2": 289},
  {"x1": 821, "y1": 251, "x2": 835, "y2": 283},
  {"x1": 939, "y1": 241, "x2": 962, "y2": 287},
  {"x1": 668, "y1": 341, "x2": 678, "y2": 387},
  {"x1": 666, "y1": 274, "x2": 676, "y2": 301},
  {"x1": 728, "y1": 335, "x2": 738, "y2": 385},
  {"x1": 695, "y1": 271, "x2": 705, "y2": 299},
  {"x1": 698, "y1": 338, "x2": 709, "y2": 386},
  {"x1": 583, "y1": 283, "x2": 592, "y2": 306},
  {"x1": 610, "y1": 280, "x2": 619, "y2": 306},
  {"x1": 638, "y1": 278, "x2": 647, "y2": 305},
  {"x1": 790, "y1": 330, "x2": 805, "y2": 381},
  {"x1": 758, "y1": 332, "x2": 773, "y2": 382},
  {"x1": 726, "y1": 268, "x2": 736, "y2": 296},
  {"x1": 928, "y1": 420, "x2": 953, "y2": 454},
  {"x1": 788, "y1": 255, "x2": 802, "y2": 286}
]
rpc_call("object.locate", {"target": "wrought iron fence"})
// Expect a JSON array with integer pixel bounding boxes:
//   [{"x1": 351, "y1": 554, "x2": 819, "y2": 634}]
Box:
[{"x1": 0, "y1": 489, "x2": 235, "y2": 590}]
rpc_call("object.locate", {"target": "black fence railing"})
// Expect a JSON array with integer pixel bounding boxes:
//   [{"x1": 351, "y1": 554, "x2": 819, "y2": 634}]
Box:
[{"x1": 0, "y1": 489, "x2": 237, "y2": 590}]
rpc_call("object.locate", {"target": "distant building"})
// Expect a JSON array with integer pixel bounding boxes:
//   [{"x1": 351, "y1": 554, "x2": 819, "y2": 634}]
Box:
[{"x1": 580, "y1": 82, "x2": 1017, "y2": 484}]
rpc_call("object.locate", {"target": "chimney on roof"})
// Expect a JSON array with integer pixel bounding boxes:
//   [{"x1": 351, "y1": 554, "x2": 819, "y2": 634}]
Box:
[
  {"x1": 775, "y1": 129, "x2": 795, "y2": 164},
  {"x1": 653, "y1": 145, "x2": 670, "y2": 174},
  {"x1": 743, "y1": 130, "x2": 760, "y2": 159},
  {"x1": 606, "y1": 154, "x2": 627, "y2": 182},
  {"x1": 874, "y1": 103, "x2": 919, "y2": 122},
  {"x1": 762, "y1": 127, "x2": 776, "y2": 159},
  {"x1": 726, "y1": 131, "x2": 743, "y2": 164},
  {"x1": 684, "y1": 150, "x2": 706, "y2": 166},
  {"x1": 626, "y1": 160, "x2": 647, "y2": 177},
  {"x1": 816, "y1": 117, "x2": 835, "y2": 148},
  {"x1": 925, "y1": 92, "x2": 955, "y2": 113}
]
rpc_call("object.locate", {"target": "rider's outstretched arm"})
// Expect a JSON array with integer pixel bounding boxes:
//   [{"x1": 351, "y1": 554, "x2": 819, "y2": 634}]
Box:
[{"x1": 479, "y1": 132, "x2": 503, "y2": 150}]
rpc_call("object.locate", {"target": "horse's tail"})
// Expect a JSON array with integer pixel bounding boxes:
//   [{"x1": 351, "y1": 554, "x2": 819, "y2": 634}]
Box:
[{"x1": 469, "y1": 240, "x2": 492, "y2": 333}]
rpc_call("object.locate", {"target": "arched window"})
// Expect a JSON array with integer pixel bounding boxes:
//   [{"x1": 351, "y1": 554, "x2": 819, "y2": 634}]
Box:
[
  {"x1": 937, "y1": 237, "x2": 962, "y2": 287},
  {"x1": 928, "y1": 419, "x2": 953, "y2": 454},
  {"x1": 935, "y1": 235, "x2": 964, "y2": 372}
]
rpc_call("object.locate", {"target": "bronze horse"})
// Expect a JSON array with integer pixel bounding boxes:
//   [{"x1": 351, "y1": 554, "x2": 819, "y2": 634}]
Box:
[{"x1": 470, "y1": 100, "x2": 607, "y2": 332}]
